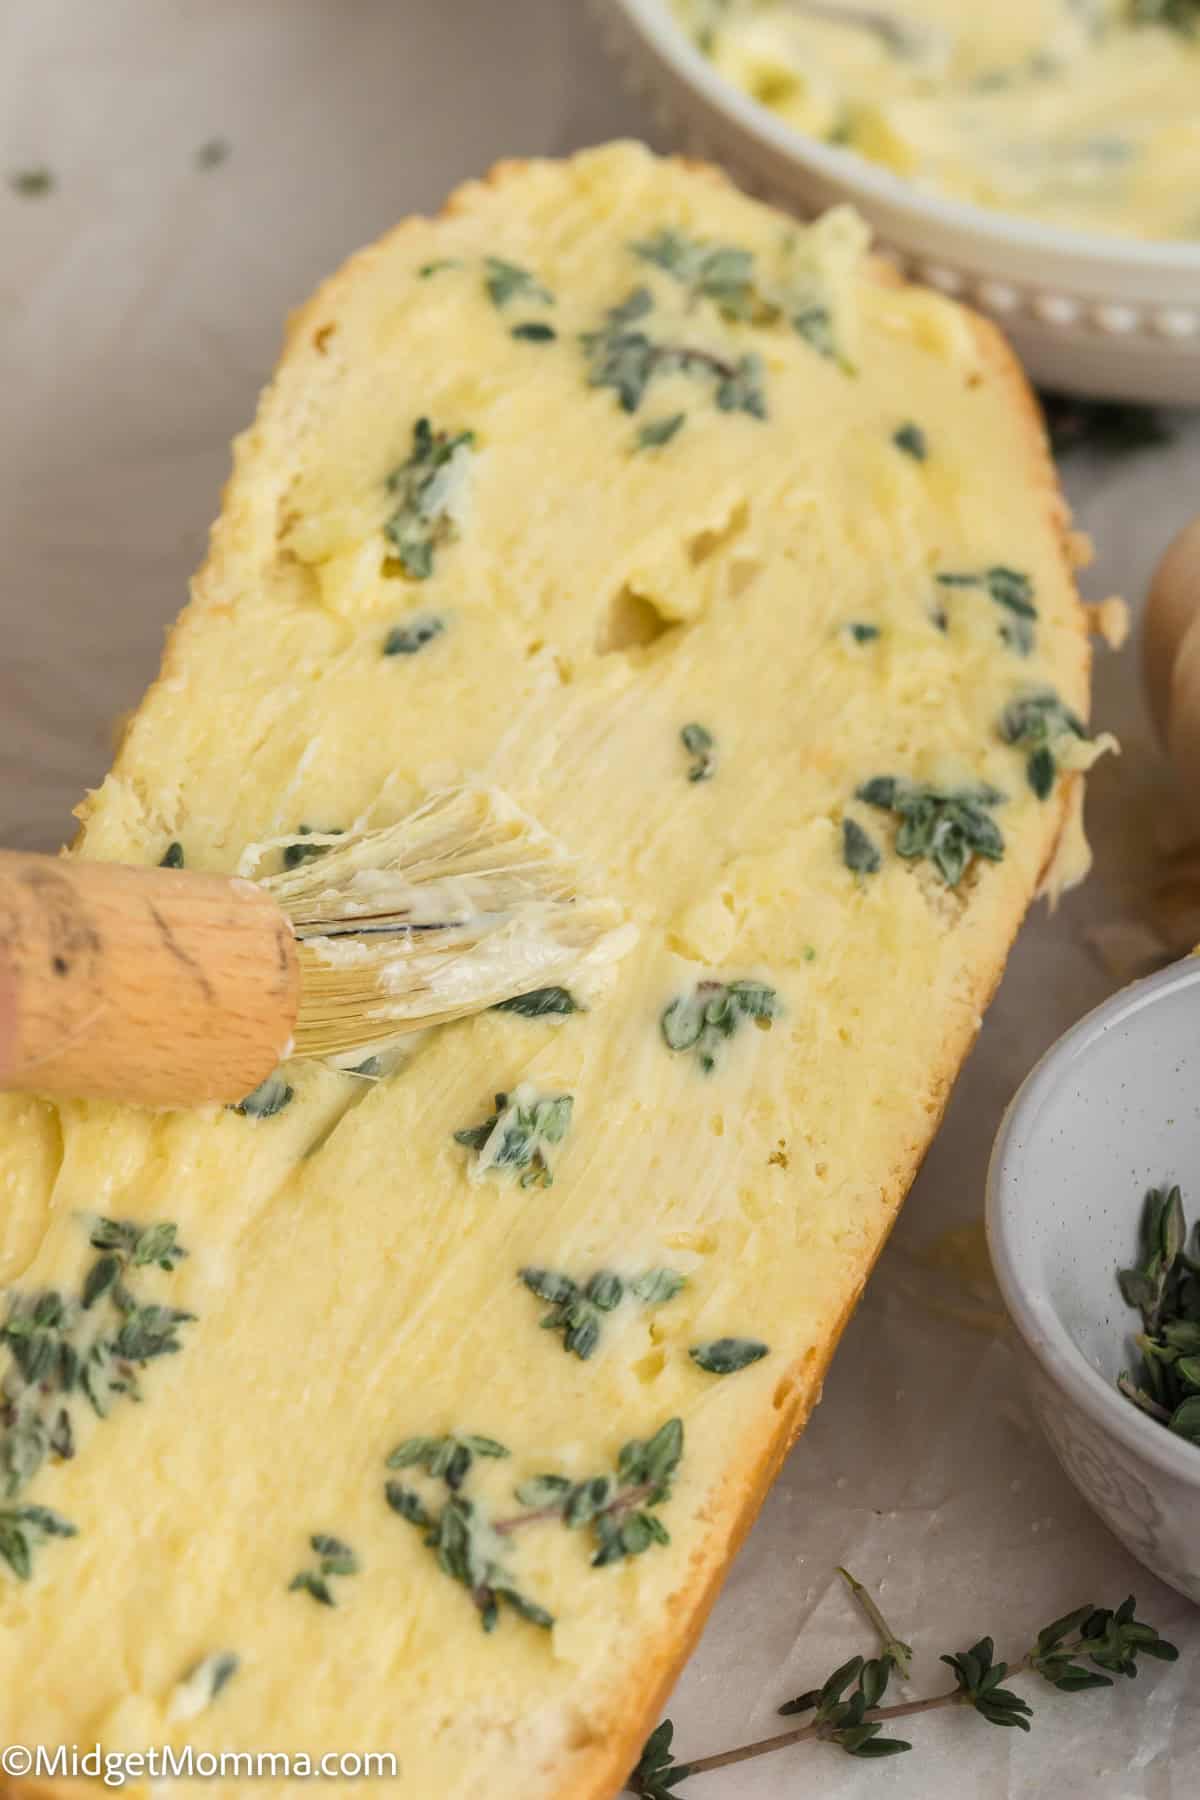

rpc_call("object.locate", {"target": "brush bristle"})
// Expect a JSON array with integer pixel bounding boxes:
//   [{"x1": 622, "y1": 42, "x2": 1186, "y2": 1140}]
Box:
[{"x1": 249, "y1": 787, "x2": 635, "y2": 1059}]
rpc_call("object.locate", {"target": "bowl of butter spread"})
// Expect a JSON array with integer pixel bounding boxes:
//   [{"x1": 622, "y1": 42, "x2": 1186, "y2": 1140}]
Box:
[{"x1": 601, "y1": 0, "x2": 1200, "y2": 399}]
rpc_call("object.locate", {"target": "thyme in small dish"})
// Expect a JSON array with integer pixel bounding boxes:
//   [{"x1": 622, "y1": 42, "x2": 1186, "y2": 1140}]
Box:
[
  {"x1": 627, "y1": 1571, "x2": 1178, "y2": 1793},
  {"x1": 661, "y1": 979, "x2": 779, "y2": 1074},
  {"x1": 519, "y1": 1266, "x2": 686, "y2": 1360},
  {"x1": 856, "y1": 778, "x2": 1005, "y2": 887},
  {"x1": 454, "y1": 1084, "x2": 574, "y2": 1188},
  {"x1": 1117, "y1": 1184, "x2": 1200, "y2": 1443},
  {"x1": 383, "y1": 418, "x2": 475, "y2": 579},
  {"x1": 936, "y1": 566, "x2": 1038, "y2": 655},
  {"x1": 680, "y1": 723, "x2": 716, "y2": 783},
  {"x1": 289, "y1": 1533, "x2": 359, "y2": 1607}
]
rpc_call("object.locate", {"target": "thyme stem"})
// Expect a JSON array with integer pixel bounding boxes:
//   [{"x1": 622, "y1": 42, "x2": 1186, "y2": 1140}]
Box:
[{"x1": 677, "y1": 1691, "x2": 964, "y2": 1778}]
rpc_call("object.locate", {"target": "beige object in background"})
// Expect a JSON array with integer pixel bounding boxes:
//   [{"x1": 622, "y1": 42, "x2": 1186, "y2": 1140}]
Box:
[{"x1": 1145, "y1": 516, "x2": 1200, "y2": 827}]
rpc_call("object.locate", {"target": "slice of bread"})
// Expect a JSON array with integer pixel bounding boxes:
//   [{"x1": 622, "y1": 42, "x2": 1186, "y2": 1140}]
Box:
[{"x1": 0, "y1": 143, "x2": 1091, "y2": 1800}]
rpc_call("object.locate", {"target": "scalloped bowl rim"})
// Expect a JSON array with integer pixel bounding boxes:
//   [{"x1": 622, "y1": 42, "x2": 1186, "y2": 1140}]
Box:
[
  {"x1": 613, "y1": 0, "x2": 1200, "y2": 277},
  {"x1": 987, "y1": 958, "x2": 1200, "y2": 1492}
]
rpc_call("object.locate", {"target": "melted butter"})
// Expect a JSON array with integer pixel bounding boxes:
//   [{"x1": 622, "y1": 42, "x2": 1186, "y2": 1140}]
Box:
[
  {"x1": 0, "y1": 145, "x2": 1094, "y2": 1800},
  {"x1": 676, "y1": 0, "x2": 1200, "y2": 240}
]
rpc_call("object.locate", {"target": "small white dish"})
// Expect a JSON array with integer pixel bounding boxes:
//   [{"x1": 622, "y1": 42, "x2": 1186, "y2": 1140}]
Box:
[
  {"x1": 987, "y1": 957, "x2": 1200, "y2": 1604},
  {"x1": 600, "y1": 0, "x2": 1200, "y2": 402}
]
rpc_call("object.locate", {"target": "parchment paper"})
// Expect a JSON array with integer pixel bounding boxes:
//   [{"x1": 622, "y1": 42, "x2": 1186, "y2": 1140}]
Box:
[{"x1": 2, "y1": 4, "x2": 1197, "y2": 1794}]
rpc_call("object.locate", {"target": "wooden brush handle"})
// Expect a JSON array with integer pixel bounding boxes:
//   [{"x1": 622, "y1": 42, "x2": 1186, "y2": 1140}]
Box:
[{"x1": 0, "y1": 851, "x2": 299, "y2": 1109}]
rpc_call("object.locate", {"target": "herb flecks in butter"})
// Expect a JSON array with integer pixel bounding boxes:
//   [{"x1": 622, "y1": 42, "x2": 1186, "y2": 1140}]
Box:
[
  {"x1": 284, "y1": 824, "x2": 341, "y2": 869},
  {"x1": 383, "y1": 418, "x2": 475, "y2": 580},
  {"x1": 454, "y1": 1084, "x2": 574, "y2": 1188},
  {"x1": 387, "y1": 1433, "x2": 509, "y2": 1491},
  {"x1": 637, "y1": 413, "x2": 686, "y2": 451},
  {"x1": 998, "y1": 689, "x2": 1087, "y2": 800},
  {"x1": 159, "y1": 841, "x2": 185, "y2": 869},
  {"x1": 383, "y1": 612, "x2": 445, "y2": 656},
  {"x1": 680, "y1": 722, "x2": 717, "y2": 783},
  {"x1": 485, "y1": 257, "x2": 554, "y2": 311},
  {"x1": 0, "y1": 1505, "x2": 76, "y2": 1582},
  {"x1": 857, "y1": 777, "x2": 1006, "y2": 887},
  {"x1": 582, "y1": 288, "x2": 766, "y2": 420},
  {"x1": 842, "y1": 818, "x2": 881, "y2": 876},
  {"x1": 519, "y1": 1266, "x2": 686, "y2": 1360},
  {"x1": 661, "y1": 979, "x2": 779, "y2": 1074},
  {"x1": 893, "y1": 422, "x2": 928, "y2": 461},
  {"x1": 170, "y1": 1652, "x2": 239, "y2": 1720},
  {"x1": 633, "y1": 228, "x2": 759, "y2": 319},
  {"x1": 936, "y1": 566, "x2": 1038, "y2": 656},
  {"x1": 384, "y1": 1418, "x2": 683, "y2": 1628},
  {"x1": 232, "y1": 1074, "x2": 294, "y2": 1119},
  {"x1": 289, "y1": 1534, "x2": 360, "y2": 1607},
  {"x1": 510, "y1": 321, "x2": 557, "y2": 343},
  {"x1": 690, "y1": 1337, "x2": 769, "y2": 1374},
  {"x1": 491, "y1": 986, "x2": 579, "y2": 1018},
  {"x1": 0, "y1": 1217, "x2": 193, "y2": 1578},
  {"x1": 846, "y1": 622, "x2": 880, "y2": 644}
]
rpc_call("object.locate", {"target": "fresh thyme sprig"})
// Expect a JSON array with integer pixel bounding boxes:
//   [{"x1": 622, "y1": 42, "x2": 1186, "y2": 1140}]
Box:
[
  {"x1": 1117, "y1": 1184, "x2": 1200, "y2": 1444},
  {"x1": 385, "y1": 1418, "x2": 684, "y2": 1630},
  {"x1": 627, "y1": 1575, "x2": 1178, "y2": 1793}
]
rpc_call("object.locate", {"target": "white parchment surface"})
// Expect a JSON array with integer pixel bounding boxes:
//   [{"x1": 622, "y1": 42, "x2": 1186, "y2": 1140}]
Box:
[{"x1": 2, "y1": 4, "x2": 1198, "y2": 1794}]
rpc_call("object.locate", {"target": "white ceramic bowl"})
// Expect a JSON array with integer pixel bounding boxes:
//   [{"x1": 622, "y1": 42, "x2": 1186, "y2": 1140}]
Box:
[
  {"x1": 987, "y1": 957, "x2": 1200, "y2": 1604},
  {"x1": 600, "y1": 0, "x2": 1200, "y2": 403}
]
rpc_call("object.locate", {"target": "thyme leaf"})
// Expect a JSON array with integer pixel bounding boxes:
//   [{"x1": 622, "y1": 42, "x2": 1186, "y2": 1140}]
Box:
[
  {"x1": 290, "y1": 1532, "x2": 359, "y2": 1605},
  {"x1": 387, "y1": 1433, "x2": 509, "y2": 1491},
  {"x1": 680, "y1": 722, "x2": 716, "y2": 783},
  {"x1": 485, "y1": 257, "x2": 553, "y2": 310},
  {"x1": 689, "y1": 1337, "x2": 769, "y2": 1375},
  {"x1": 633, "y1": 228, "x2": 758, "y2": 320},
  {"x1": 383, "y1": 613, "x2": 445, "y2": 656},
  {"x1": 383, "y1": 418, "x2": 475, "y2": 580},
  {"x1": 519, "y1": 1264, "x2": 686, "y2": 1360},
  {"x1": 846, "y1": 622, "x2": 880, "y2": 643},
  {"x1": 936, "y1": 565, "x2": 1037, "y2": 655},
  {"x1": 893, "y1": 422, "x2": 928, "y2": 461},
  {"x1": 0, "y1": 1505, "x2": 77, "y2": 1582},
  {"x1": 661, "y1": 979, "x2": 779, "y2": 1074},
  {"x1": 510, "y1": 321, "x2": 557, "y2": 343},
  {"x1": 637, "y1": 413, "x2": 686, "y2": 451},
  {"x1": 159, "y1": 841, "x2": 184, "y2": 869},
  {"x1": 454, "y1": 1084, "x2": 574, "y2": 1188},
  {"x1": 232, "y1": 1074, "x2": 294, "y2": 1118},
  {"x1": 491, "y1": 986, "x2": 579, "y2": 1018},
  {"x1": 856, "y1": 777, "x2": 1005, "y2": 887},
  {"x1": 998, "y1": 688, "x2": 1088, "y2": 800},
  {"x1": 842, "y1": 818, "x2": 880, "y2": 876}
]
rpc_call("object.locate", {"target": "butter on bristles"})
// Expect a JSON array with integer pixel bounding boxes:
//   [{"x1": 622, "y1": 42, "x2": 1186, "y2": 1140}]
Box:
[{"x1": 1, "y1": 144, "x2": 1094, "y2": 1800}]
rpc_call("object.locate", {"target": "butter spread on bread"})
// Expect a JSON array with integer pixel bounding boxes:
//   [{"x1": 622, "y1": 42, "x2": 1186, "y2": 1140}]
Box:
[{"x1": 0, "y1": 143, "x2": 1094, "y2": 1800}]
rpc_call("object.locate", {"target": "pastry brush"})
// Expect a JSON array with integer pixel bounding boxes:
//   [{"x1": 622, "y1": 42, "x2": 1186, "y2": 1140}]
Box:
[{"x1": 0, "y1": 785, "x2": 633, "y2": 1110}]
